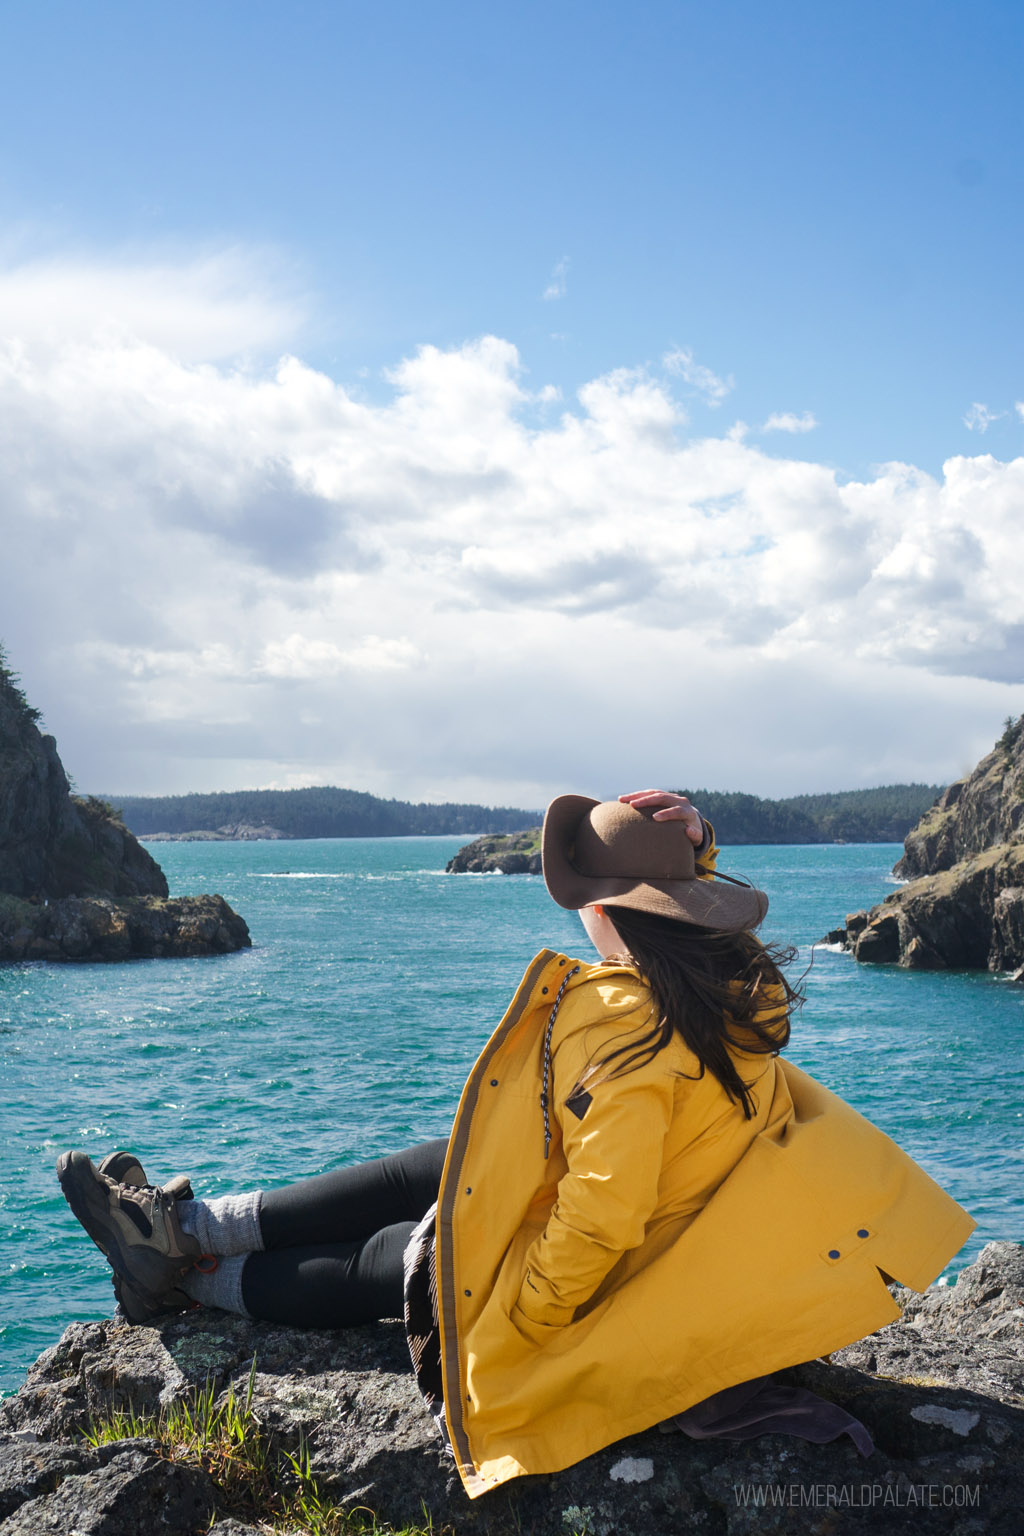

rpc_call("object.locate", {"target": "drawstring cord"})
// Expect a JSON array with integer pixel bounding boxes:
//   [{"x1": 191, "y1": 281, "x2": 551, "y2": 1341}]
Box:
[{"x1": 541, "y1": 964, "x2": 580, "y2": 1158}]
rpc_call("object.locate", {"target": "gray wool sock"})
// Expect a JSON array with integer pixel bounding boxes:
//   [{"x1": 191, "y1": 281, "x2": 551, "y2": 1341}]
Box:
[
  {"x1": 177, "y1": 1191, "x2": 264, "y2": 1257},
  {"x1": 181, "y1": 1254, "x2": 251, "y2": 1318}
]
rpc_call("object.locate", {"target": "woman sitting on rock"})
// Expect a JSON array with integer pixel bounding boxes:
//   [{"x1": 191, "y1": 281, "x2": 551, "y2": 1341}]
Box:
[{"x1": 58, "y1": 789, "x2": 974, "y2": 1498}]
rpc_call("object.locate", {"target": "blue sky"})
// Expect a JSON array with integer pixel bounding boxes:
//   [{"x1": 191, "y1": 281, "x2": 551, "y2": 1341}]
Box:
[
  {"x1": 1, "y1": 1, "x2": 1022, "y2": 802},
  {"x1": 5, "y1": 0, "x2": 1023, "y2": 472}
]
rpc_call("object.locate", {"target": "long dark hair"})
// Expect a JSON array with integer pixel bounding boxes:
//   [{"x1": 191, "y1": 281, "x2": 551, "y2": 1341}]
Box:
[{"x1": 582, "y1": 905, "x2": 802, "y2": 1119}]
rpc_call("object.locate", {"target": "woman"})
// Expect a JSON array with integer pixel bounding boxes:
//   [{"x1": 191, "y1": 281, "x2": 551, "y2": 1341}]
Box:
[{"x1": 58, "y1": 789, "x2": 975, "y2": 1498}]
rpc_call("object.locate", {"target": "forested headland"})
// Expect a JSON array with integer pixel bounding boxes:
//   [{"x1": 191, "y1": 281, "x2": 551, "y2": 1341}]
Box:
[
  {"x1": 107, "y1": 786, "x2": 543, "y2": 839},
  {"x1": 105, "y1": 782, "x2": 943, "y2": 844},
  {"x1": 681, "y1": 783, "x2": 943, "y2": 844}
]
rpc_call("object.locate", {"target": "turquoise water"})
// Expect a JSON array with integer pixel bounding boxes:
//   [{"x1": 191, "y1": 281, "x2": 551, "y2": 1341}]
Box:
[{"x1": 2, "y1": 839, "x2": 1021, "y2": 1395}]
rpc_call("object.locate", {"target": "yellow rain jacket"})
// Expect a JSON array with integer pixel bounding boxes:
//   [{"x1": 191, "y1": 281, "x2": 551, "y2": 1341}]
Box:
[{"x1": 435, "y1": 949, "x2": 976, "y2": 1498}]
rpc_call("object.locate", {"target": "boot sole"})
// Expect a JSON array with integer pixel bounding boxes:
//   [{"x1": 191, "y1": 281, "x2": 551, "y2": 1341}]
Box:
[{"x1": 57, "y1": 1150, "x2": 191, "y2": 1305}]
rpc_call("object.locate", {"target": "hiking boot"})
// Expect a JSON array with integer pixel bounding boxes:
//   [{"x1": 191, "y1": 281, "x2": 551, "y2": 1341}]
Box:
[
  {"x1": 98, "y1": 1149, "x2": 194, "y2": 1201},
  {"x1": 57, "y1": 1150, "x2": 201, "y2": 1308},
  {"x1": 96, "y1": 1152, "x2": 202, "y2": 1324}
]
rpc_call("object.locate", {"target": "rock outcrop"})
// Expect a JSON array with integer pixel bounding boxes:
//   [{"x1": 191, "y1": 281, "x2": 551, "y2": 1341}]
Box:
[
  {"x1": 827, "y1": 718, "x2": 1024, "y2": 972},
  {"x1": 0, "y1": 893, "x2": 251, "y2": 963},
  {"x1": 0, "y1": 652, "x2": 250, "y2": 963},
  {"x1": 446, "y1": 829, "x2": 542, "y2": 874},
  {"x1": 1, "y1": 1241, "x2": 1021, "y2": 1534}
]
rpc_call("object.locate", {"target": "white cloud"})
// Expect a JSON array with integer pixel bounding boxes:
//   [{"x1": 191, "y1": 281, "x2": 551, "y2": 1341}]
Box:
[
  {"x1": 3, "y1": 252, "x2": 1022, "y2": 803},
  {"x1": 662, "y1": 347, "x2": 733, "y2": 406},
  {"x1": 762, "y1": 410, "x2": 818, "y2": 434},
  {"x1": 260, "y1": 634, "x2": 422, "y2": 678},
  {"x1": 0, "y1": 249, "x2": 303, "y2": 359},
  {"x1": 543, "y1": 257, "x2": 569, "y2": 301},
  {"x1": 964, "y1": 402, "x2": 1005, "y2": 433}
]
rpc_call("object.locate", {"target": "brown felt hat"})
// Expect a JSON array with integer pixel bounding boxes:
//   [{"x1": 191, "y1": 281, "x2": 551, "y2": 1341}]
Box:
[{"x1": 542, "y1": 795, "x2": 768, "y2": 930}]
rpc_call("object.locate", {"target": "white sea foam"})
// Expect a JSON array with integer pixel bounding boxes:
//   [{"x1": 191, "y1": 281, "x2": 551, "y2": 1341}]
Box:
[{"x1": 252, "y1": 872, "x2": 351, "y2": 879}]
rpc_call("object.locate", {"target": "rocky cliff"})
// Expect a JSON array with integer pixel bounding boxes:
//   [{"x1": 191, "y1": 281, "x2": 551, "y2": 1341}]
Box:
[
  {"x1": 0, "y1": 653, "x2": 250, "y2": 962},
  {"x1": 0, "y1": 1241, "x2": 1021, "y2": 1534},
  {"x1": 0, "y1": 677, "x2": 167, "y2": 901},
  {"x1": 896, "y1": 716, "x2": 1024, "y2": 878},
  {"x1": 826, "y1": 718, "x2": 1024, "y2": 972}
]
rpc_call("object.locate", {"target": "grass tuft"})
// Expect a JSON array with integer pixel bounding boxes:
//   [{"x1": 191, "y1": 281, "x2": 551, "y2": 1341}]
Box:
[{"x1": 81, "y1": 1357, "x2": 451, "y2": 1535}]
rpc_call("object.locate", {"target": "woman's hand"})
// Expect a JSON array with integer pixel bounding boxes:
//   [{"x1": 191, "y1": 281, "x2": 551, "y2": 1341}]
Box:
[{"x1": 618, "y1": 789, "x2": 704, "y2": 844}]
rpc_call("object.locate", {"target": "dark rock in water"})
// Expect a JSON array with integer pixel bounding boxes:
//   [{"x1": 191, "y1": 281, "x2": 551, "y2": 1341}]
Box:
[
  {"x1": 0, "y1": 892, "x2": 251, "y2": 963},
  {"x1": 0, "y1": 653, "x2": 250, "y2": 963},
  {"x1": 446, "y1": 829, "x2": 542, "y2": 874},
  {"x1": 828, "y1": 717, "x2": 1024, "y2": 972},
  {"x1": 2, "y1": 1242, "x2": 1021, "y2": 1534}
]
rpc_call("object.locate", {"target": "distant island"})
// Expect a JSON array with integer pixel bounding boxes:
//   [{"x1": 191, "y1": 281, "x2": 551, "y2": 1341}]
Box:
[{"x1": 104, "y1": 787, "x2": 543, "y2": 841}]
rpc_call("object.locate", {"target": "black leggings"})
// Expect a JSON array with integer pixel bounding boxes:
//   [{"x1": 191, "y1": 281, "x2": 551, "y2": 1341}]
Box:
[{"x1": 240, "y1": 1138, "x2": 447, "y2": 1328}]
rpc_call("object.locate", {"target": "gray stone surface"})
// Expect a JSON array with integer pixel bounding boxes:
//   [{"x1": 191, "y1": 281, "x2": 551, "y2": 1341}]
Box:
[
  {"x1": 1, "y1": 1242, "x2": 1021, "y2": 1534},
  {"x1": 0, "y1": 1445, "x2": 214, "y2": 1535}
]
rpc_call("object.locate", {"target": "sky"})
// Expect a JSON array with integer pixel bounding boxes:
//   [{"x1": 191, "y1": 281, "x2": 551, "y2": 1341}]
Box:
[{"x1": 1, "y1": 0, "x2": 1023, "y2": 807}]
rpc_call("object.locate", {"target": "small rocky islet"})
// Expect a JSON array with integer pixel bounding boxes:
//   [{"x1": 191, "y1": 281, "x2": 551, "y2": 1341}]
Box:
[
  {"x1": 0, "y1": 659, "x2": 249, "y2": 964},
  {"x1": 445, "y1": 828, "x2": 542, "y2": 874}
]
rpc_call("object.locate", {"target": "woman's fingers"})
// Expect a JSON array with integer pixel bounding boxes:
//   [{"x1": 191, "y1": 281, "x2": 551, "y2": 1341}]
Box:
[{"x1": 618, "y1": 790, "x2": 704, "y2": 842}]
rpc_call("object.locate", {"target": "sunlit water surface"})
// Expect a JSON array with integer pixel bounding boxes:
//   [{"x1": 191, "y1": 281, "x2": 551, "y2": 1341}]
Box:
[{"x1": 2, "y1": 838, "x2": 1021, "y2": 1393}]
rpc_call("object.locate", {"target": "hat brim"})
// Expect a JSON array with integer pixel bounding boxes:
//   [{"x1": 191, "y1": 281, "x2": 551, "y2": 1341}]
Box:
[{"x1": 541, "y1": 794, "x2": 769, "y2": 931}]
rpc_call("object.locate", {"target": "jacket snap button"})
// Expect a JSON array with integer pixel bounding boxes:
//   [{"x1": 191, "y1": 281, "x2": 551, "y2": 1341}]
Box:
[
  {"x1": 464, "y1": 1289, "x2": 472, "y2": 1297},
  {"x1": 490, "y1": 1078, "x2": 499, "y2": 1087},
  {"x1": 542, "y1": 987, "x2": 549, "y2": 995},
  {"x1": 558, "y1": 958, "x2": 565, "y2": 966},
  {"x1": 828, "y1": 1249, "x2": 841, "y2": 1260},
  {"x1": 857, "y1": 1228, "x2": 869, "y2": 1238},
  {"x1": 465, "y1": 1186, "x2": 472, "y2": 1195}
]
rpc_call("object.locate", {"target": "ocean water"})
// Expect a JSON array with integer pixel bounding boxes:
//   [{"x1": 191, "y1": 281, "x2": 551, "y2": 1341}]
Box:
[{"x1": 2, "y1": 838, "x2": 1021, "y2": 1396}]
